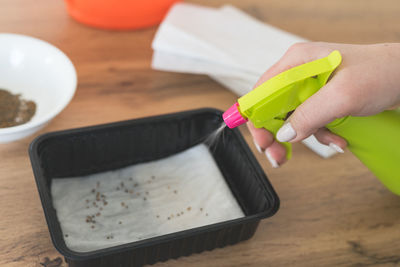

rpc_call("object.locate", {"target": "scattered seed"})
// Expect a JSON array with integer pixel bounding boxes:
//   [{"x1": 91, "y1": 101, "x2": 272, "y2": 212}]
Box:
[
  {"x1": 91, "y1": 189, "x2": 95, "y2": 193},
  {"x1": 181, "y1": 211, "x2": 184, "y2": 215},
  {"x1": 145, "y1": 191, "x2": 149, "y2": 195},
  {"x1": 107, "y1": 236, "x2": 110, "y2": 240},
  {"x1": 116, "y1": 187, "x2": 120, "y2": 190},
  {"x1": 134, "y1": 183, "x2": 138, "y2": 187},
  {"x1": 151, "y1": 176, "x2": 155, "y2": 180},
  {"x1": 187, "y1": 207, "x2": 191, "y2": 211},
  {"x1": 129, "y1": 177, "x2": 133, "y2": 181},
  {"x1": 120, "y1": 182, "x2": 124, "y2": 187},
  {"x1": 125, "y1": 205, "x2": 128, "y2": 209},
  {"x1": 129, "y1": 190, "x2": 134, "y2": 194},
  {"x1": 156, "y1": 215, "x2": 160, "y2": 218},
  {"x1": 99, "y1": 207, "x2": 103, "y2": 211},
  {"x1": 101, "y1": 194, "x2": 105, "y2": 198},
  {"x1": 143, "y1": 197, "x2": 147, "y2": 201},
  {"x1": 119, "y1": 221, "x2": 122, "y2": 224},
  {"x1": 171, "y1": 214, "x2": 174, "y2": 218},
  {"x1": 91, "y1": 225, "x2": 95, "y2": 229},
  {"x1": 206, "y1": 213, "x2": 209, "y2": 216},
  {"x1": 167, "y1": 217, "x2": 170, "y2": 220},
  {"x1": 177, "y1": 213, "x2": 180, "y2": 217},
  {"x1": 168, "y1": 186, "x2": 170, "y2": 189},
  {"x1": 125, "y1": 189, "x2": 129, "y2": 193},
  {"x1": 136, "y1": 192, "x2": 141, "y2": 196},
  {"x1": 96, "y1": 212, "x2": 101, "y2": 217},
  {"x1": 121, "y1": 202, "x2": 125, "y2": 206},
  {"x1": 200, "y1": 208, "x2": 203, "y2": 212},
  {"x1": 103, "y1": 201, "x2": 108, "y2": 206},
  {"x1": 86, "y1": 199, "x2": 89, "y2": 203},
  {"x1": 65, "y1": 234, "x2": 68, "y2": 238},
  {"x1": 86, "y1": 206, "x2": 89, "y2": 209},
  {"x1": 173, "y1": 190, "x2": 177, "y2": 194}
]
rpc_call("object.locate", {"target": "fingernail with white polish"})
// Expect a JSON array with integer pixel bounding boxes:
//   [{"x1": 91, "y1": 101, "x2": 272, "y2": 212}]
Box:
[
  {"x1": 329, "y1": 142, "x2": 344, "y2": 153},
  {"x1": 276, "y1": 122, "x2": 296, "y2": 142},
  {"x1": 252, "y1": 139, "x2": 263, "y2": 154},
  {"x1": 265, "y1": 150, "x2": 279, "y2": 168}
]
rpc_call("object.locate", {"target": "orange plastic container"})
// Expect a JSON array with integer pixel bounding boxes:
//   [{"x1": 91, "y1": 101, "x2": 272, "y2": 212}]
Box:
[{"x1": 64, "y1": 0, "x2": 181, "y2": 30}]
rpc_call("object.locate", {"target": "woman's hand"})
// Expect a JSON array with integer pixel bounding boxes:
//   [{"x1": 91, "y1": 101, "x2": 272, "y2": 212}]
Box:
[{"x1": 249, "y1": 42, "x2": 400, "y2": 168}]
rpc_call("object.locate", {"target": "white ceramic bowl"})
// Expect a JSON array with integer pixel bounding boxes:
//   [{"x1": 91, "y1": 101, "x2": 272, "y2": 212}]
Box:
[{"x1": 0, "y1": 33, "x2": 77, "y2": 143}]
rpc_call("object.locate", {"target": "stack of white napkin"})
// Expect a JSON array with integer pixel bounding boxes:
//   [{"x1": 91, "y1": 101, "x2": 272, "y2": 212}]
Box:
[{"x1": 151, "y1": 3, "x2": 337, "y2": 158}]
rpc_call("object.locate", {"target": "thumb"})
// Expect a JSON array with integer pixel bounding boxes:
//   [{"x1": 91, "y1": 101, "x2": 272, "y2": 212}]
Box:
[{"x1": 276, "y1": 79, "x2": 348, "y2": 142}]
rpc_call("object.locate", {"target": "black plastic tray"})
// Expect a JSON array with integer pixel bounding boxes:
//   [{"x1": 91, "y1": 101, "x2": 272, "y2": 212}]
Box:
[{"x1": 29, "y1": 108, "x2": 279, "y2": 267}]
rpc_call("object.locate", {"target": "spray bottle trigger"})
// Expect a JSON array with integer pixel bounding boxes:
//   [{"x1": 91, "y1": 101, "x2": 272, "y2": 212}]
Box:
[
  {"x1": 280, "y1": 141, "x2": 292, "y2": 160},
  {"x1": 261, "y1": 118, "x2": 292, "y2": 160}
]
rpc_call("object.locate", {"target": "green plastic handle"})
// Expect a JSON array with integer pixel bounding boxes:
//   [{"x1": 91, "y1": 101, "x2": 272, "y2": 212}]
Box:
[{"x1": 238, "y1": 50, "x2": 342, "y2": 159}]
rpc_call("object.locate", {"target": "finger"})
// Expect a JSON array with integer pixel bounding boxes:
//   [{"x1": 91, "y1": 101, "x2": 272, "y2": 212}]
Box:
[
  {"x1": 265, "y1": 140, "x2": 287, "y2": 168},
  {"x1": 247, "y1": 122, "x2": 274, "y2": 150},
  {"x1": 314, "y1": 128, "x2": 347, "y2": 153}
]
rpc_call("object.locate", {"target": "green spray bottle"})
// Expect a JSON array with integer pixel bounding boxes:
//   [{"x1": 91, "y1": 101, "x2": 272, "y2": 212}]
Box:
[{"x1": 222, "y1": 50, "x2": 400, "y2": 195}]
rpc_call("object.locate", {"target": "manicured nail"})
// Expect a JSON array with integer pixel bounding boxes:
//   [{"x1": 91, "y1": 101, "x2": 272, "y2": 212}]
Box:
[
  {"x1": 252, "y1": 139, "x2": 263, "y2": 154},
  {"x1": 329, "y1": 142, "x2": 344, "y2": 153},
  {"x1": 265, "y1": 150, "x2": 279, "y2": 168},
  {"x1": 276, "y1": 122, "x2": 296, "y2": 142}
]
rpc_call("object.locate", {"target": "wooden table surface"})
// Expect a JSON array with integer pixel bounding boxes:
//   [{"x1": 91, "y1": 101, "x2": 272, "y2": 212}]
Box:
[{"x1": 1, "y1": 0, "x2": 400, "y2": 266}]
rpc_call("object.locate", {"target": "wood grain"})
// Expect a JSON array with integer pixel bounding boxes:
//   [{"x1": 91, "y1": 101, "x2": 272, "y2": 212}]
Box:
[{"x1": 1, "y1": 0, "x2": 400, "y2": 266}]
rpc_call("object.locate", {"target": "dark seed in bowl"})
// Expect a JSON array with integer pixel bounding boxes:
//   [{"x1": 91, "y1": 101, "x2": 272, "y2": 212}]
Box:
[{"x1": 0, "y1": 89, "x2": 36, "y2": 128}]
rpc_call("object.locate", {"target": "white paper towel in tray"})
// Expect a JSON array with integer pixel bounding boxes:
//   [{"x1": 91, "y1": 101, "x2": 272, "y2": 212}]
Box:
[
  {"x1": 151, "y1": 3, "x2": 337, "y2": 159},
  {"x1": 52, "y1": 144, "x2": 244, "y2": 252}
]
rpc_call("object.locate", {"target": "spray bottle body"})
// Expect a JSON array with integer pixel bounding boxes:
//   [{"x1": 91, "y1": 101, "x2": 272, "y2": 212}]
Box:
[{"x1": 327, "y1": 110, "x2": 400, "y2": 195}]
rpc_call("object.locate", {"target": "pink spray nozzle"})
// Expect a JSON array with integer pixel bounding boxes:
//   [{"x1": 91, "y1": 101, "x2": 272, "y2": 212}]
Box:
[{"x1": 223, "y1": 102, "x2": 248, "y2": 129}]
